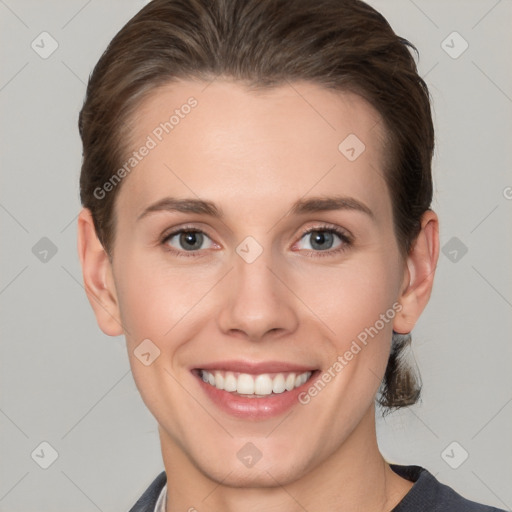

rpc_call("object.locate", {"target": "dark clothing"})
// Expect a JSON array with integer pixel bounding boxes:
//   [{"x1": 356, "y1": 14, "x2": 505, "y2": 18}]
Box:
[
  {"x1": 389, "y1": 464, "x2": 506, "y2": 511},
  {"x1": 128, "y1": 464, "x2": 507, "y2": 511}
]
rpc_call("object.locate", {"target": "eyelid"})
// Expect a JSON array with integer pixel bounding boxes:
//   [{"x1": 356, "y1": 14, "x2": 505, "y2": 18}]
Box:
[
  {"x1": 160, "y1": 224, "x2": 214, "y2": 242},
  {"x1": 299, "y1": 222, "x2": 353, "y2": 243}
]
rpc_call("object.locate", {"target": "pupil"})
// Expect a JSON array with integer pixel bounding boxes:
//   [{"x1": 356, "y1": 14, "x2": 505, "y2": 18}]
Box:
[
  {"x1": 311, "y1": 231, "x2": 333, "y2": 250},
  {"x1": 181, "y1": 231, "x2": 202, "y2": 250}
]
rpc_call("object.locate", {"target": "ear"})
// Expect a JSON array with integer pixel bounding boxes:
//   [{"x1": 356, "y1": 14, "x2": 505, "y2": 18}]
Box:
[
  {"x1": 393, "y1": 209, "x2": 439, "y2": 334},
  {"x1": 77, "y1": 208, "x2": 124, "y2": 336}
]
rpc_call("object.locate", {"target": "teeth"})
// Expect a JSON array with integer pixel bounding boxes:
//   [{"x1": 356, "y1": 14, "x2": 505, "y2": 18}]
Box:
[
  {"x1": 296, "y1": 372, "x2": 308, "y2": 387},
  {"x1": 199, "y1": 369, "x2": 313, "y2": 396},
  {"x1": 272, "y1": 374, "x2": 286, "y2": 394},
  {"x1": 237, "y1": 373, "x2": 255, "y2": 394},
  {"x1": 285, "y1": 373, "x2": 296, "y2": 391},
  {"x1": 214, "y1": 372, "x2": 224, "y2": 389},
  {"x1": 254, "y1": 374, "x2": 273, "y2": 395},
  {"x1": 224, "y1": 372, "x2": 237, "y2": 392}
]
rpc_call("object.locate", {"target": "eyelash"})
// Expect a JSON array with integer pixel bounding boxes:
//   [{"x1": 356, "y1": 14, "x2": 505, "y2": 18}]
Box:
[{"x1": 160, "y1": 224, "x2": 353, "y2": 259}]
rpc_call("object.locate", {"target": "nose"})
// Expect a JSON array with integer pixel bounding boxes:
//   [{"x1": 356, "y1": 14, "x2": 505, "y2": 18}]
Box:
[{"x1": 216, "y1": 247, "x2": 299, "y2": 342}]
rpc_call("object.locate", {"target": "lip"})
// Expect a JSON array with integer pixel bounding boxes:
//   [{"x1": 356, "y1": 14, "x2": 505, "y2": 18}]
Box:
[
  {"x1": 193, "y1": 360, "x2": 317, "y2": 375},
  {"x1": 191, "y1": 362, "x2": 320, "y2": 420}
]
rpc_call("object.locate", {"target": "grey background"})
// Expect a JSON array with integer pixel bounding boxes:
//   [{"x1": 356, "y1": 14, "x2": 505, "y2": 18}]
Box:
[{"x1": 0, "y1": 0, "x2": 511, "y2": 510}]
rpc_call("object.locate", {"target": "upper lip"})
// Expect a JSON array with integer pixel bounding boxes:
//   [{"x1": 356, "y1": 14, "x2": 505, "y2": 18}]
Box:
[{"x1": 193, "y1": 360, "x2": 317, "y2": 374}]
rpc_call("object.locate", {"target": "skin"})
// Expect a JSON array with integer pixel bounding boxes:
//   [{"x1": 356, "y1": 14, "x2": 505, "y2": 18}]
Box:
[{"x1": 78, "y1": 79, "x2": 439, "y2": 512}]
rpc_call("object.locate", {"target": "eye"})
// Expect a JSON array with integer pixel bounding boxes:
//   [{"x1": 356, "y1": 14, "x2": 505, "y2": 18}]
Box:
[
  {"x1": 160, "y1": 224, "x2": 352, "y2": 258},
  {"x1": 295, "y1": 225, "x2": 352, "y2": 255},
  {"x1": 162, "y1": 228, "x2": 216, "y2": 256}
]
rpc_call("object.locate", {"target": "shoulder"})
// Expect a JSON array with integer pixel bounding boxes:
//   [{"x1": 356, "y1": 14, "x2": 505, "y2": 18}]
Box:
[
  {"x1": 127, "y1": 471, "x2": 167, "y2": 512},
  {"x1": 390, "y1": 464, "x2": 507, "y2": 512}
]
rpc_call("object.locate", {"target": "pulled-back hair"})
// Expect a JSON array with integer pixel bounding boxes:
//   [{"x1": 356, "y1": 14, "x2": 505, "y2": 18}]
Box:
[{"x1": 79, "y1": 0, "x2": 434, "y2": 411}]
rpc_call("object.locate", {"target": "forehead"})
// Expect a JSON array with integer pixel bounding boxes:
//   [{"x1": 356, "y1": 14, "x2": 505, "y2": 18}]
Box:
[{"x1": 117, "y1": 79, "x2": 390, "y2": 222}]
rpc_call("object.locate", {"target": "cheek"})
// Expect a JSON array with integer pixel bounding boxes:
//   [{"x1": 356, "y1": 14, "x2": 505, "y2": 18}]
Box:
[
  {"x1": 296, "y1": 252, "x2": 402, "y2": 405},
  {"x1": 113, "y1": 252, "x2": 209, "y2": 346},
  {"x1": 112, "y1": 254, "x2": 210, "y2": 416},
  {"x1": 297, "y1": 254, "x2": 402, "y2": 338}
]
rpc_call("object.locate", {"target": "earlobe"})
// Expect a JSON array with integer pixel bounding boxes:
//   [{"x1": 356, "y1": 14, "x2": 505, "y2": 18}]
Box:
[
  {"x1": 393, "y1": 210, "x2": 439, "y2": 334},
  {"x1": 77, "y1": 208, "x2": 124, "y2": 337}
]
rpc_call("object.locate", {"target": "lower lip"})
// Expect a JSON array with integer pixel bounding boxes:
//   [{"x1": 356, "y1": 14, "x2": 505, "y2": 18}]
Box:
[{"x1": 194, "y1": 371, "x2": 318, "y2": 420}]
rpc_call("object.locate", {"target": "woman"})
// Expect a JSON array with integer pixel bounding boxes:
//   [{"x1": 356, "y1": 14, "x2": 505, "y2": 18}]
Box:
[{"x1": 76, "y1": 0, "x2": 506, "y2": 510}]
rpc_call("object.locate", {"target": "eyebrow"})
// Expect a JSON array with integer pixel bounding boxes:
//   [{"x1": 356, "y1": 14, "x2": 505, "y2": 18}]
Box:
[{"x1": 136, "y1": 195, "x2": 374, "y2": 221}]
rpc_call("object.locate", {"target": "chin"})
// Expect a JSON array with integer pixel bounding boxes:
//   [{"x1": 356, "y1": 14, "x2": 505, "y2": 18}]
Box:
[{"x1": 204, "y1": 460, "x2": 308, "y2": 489}]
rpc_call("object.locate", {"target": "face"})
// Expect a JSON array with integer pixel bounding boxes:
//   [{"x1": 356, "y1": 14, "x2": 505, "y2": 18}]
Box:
[{"x1": 93, "y1": 80, "x2": 413, "y2": 486}]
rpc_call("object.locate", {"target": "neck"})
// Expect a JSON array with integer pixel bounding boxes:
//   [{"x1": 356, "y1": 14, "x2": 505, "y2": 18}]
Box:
[{"x1": 159, "y1": 404, "x2": 413, "y2": 512}]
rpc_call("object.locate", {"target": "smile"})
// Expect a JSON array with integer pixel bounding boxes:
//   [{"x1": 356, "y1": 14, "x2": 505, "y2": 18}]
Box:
[
  {"x1": 199, "y1": 369, "x2": 313, "y2": 397},
  {"x1": 192, "y1": 361, "x2": 320, "y2": 419}
]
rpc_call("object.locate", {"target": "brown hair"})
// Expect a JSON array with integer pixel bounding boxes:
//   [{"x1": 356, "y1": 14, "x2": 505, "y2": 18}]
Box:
[{"x1": 78, "y1": 0, "x2": 433, "y2": 411}]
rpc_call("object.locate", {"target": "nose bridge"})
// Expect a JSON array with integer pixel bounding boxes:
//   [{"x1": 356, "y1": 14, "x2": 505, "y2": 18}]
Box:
[
  {"x1": 216, "y1": 236, "x2": 298, "y2": 340},
  {"x1": 235, "y1": 240, "x2": 277, "y2": 296}
]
